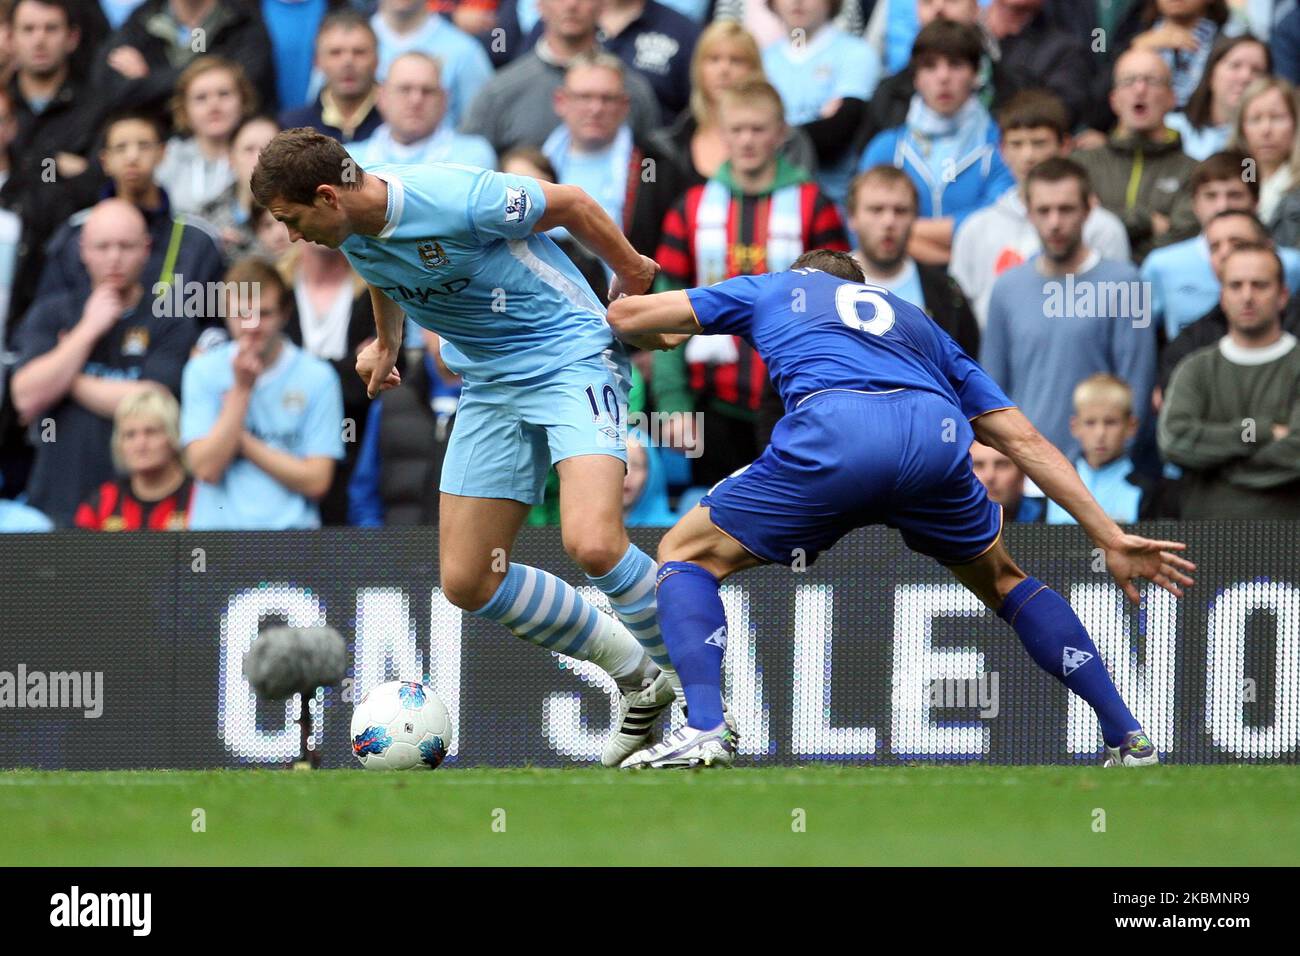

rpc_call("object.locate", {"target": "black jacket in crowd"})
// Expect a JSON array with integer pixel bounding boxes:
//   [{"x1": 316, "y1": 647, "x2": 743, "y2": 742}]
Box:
[{"x1": 92, "y1": 0, "x2": 277, "y2": 120}]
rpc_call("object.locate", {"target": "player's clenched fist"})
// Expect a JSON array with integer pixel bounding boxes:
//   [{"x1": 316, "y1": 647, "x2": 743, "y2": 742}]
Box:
[
  {"x1": 608, "y1": 254, "x2": 660, "y2": 301},
  {"x1": 356, "y1": 338, "x2": 401, "y2": 399}
]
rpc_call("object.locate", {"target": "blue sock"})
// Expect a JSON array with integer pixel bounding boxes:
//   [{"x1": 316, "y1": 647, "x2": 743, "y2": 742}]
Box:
[
  {"x1": 998, "y1": 577, "x2": 1140, "y2": 747},
  {"x1": 586, "y1": 543, "x2": 670, "y2": 671},
  {"x1": 656, "y1": 561, "x2": 726, "y2": 730}
]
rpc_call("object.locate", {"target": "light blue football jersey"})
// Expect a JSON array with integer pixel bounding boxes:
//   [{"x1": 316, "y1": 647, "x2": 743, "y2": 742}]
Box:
[{"x1": 340, "y1": 162, "x2": 612, "y2": 384}]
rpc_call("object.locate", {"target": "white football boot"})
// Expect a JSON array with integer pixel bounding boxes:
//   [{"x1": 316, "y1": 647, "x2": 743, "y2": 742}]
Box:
[
  {"x1": 619, "y1": 723, "x2": 738, "y2": 769},
  {"x1": 601, "y1": 670, "x2": 677, "y2": 767},
  {"x1": 1102, "y1": 729, "x2": 1159, "y2": 767}
]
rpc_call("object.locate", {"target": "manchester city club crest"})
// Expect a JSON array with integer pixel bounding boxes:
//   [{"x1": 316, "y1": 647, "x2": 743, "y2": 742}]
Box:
[{"x1": 418, "y1": 239, "x2": 450, "y2": 269}]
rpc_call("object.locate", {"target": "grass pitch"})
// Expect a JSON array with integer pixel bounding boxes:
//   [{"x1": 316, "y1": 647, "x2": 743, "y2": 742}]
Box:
[{"x1": 1, "y1": 765, "x2": 1295, "y2": 866}]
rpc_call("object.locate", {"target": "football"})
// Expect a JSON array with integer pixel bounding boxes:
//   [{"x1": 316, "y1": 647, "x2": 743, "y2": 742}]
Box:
[{"x1": 350, "y1": 680, "x2": 453, "y2": 770}]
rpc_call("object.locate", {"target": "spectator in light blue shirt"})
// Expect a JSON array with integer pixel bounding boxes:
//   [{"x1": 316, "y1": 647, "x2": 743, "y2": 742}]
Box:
[
  {"x1": 349, "y1": 52, "x2": 497, "y2": 168},
  {"x1": 0, "y1": 474, "x2": 52, "y2": 532},
  {"x1": 1141, "y1": 150, "x2": 1300, "y2": 341},
  {"x1": 182, "y1": 258, "x2": 344, "y2": 530},
  {"x1": 542, "y1": 53, "x2": 637, "y2": 242},
  {"x1": 370, "y1": 0, "x2": 494, "y2": 129},
  {"x1": 763, "y1": 0, "x2": 881, "y2": 205},
  {"x1": 1046, "y1": 374, "x2": 1158, "y2": 525}
]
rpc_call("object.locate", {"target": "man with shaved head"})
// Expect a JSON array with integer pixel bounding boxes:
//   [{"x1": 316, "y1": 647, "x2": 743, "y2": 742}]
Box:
[
  {"x1": 9, "y1": 198, "x2": 198, "y2": 524},
  {"x1": 1072, "y1": 48, "x2": 1199, "y2": 261}
]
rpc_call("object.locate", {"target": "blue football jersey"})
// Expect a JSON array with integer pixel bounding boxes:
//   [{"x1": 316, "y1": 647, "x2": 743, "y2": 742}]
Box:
[
  {"x1": 340, "y1": 162, "x2": 612, "y2": 383},
  {"x1": 686, "y1": 268, "x2": 1014, "y2": 420}
]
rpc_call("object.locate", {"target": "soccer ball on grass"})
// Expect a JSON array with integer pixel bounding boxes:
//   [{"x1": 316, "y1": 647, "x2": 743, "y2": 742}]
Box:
[{"x1": 350, "y1": 680, "x2": 452, "y2": 770}]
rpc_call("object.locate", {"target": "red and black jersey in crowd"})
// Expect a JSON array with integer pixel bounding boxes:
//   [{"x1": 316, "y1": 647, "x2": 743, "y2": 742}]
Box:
[
  {"x1": 656, "y1": 168, "x2": 848, "y2": 413},
  {"x1": 74, "y1": 477, "x2": 194, "y2": 531}
]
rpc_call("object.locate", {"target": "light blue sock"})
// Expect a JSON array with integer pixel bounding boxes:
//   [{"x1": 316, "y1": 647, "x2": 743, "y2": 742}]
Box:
[
  {"x1": 476, "y1": 563, "x2": 646, "y2": 687},
  {"x1": 586, "y1": 543, "x2": 670, "y2": 671}
]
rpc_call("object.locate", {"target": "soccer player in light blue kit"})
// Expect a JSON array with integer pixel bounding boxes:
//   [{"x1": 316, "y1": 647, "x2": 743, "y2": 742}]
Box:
[
  {"x1": 251, "y1": 128, "x2": 677, "y2": 765},
  {"x1": 607, "y1": 249, "x2": 1197, "y2": 769}
]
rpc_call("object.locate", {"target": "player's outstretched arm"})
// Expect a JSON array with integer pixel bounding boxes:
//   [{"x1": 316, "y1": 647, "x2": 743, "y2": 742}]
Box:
[
  {"x1": 973, "y1": 407, "x2": 1196, "y2": 604},
  {"x1": 533, "y1": 182, "x2": 658, "y2": 298},
  {"x1": 606, "y1": 290, "x2": 702, "y2": 351}
]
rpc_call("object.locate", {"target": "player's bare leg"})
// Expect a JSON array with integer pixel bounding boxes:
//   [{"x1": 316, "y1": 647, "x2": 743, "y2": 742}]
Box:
[
  {"x1": 439, "y1": 491, "x2": 653, "y2": 732},
  {"x1": 656, "y1": 502, "x2": 765, "y2": 581},
  {"x1": 946, "y1": 535, "x2": 1159, "y2": 767},
  {"x1": 621, "y1": 506, "x2": 758, "y2": 768},
  {"x1": 438, "y1": 492, "x2": 531, "y2": 612},
  {"x1": 556, "y1": 453, "x2": 678, "y2": 764}
]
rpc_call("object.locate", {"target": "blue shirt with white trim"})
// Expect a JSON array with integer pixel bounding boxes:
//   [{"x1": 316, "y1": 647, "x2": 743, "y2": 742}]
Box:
[{"x1": 340, "y1": 162, "x2": 612, "y2": 384}]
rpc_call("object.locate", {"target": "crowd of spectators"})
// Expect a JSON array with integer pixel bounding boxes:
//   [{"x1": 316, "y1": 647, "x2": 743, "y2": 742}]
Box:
[{"x1": 1, "y1": 0, "x2": 1299, "y2": 533}]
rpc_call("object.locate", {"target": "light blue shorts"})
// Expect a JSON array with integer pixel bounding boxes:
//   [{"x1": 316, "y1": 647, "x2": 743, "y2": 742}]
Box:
[{"x1": 439, "y1": 346, "x2": 631, "y2": 505}]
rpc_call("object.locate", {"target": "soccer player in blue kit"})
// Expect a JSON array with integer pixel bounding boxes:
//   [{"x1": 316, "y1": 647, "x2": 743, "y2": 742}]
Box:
[
  {"x1": 606, "y1": 249, "x2": 1197, "y2": 769},
  {"x1": 251, "y1": 128, "x2": 679, "y2": 765}
]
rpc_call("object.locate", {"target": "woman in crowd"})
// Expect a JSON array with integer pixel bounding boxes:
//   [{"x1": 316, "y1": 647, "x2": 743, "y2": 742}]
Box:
[
  {"x1": 1230, "y1": 75, "x2": 1300, "y2": 226},
  {"x1": 1166, "y1": 34, "x2": 1271, "y2": 159},
  {"x1": 651, "y1": 20, "x2": 816, "y2": 187},
  {"x1": 198, "y1": 115, "x2": 281, "y2": 259},
  {"x1": 75, "y1": 389, "x2": 192, "y2": 531},
  {"x1": 155, "y1": 57, "x2": 256, "y2": 218}
]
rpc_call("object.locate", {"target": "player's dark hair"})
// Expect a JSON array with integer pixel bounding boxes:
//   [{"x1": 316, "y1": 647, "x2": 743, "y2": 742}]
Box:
[
  {"x1": 997, "y1": 90, "x2": 1070, "y2": 141},
  {"x1": 1205, "y1": 207, "x2": 1269, "y2": 240},
  {"x1": 791, "y1": 249, "x2": 866, "y2": 283},
  {"x1": 1024, "y1": 156, "x2": 1092, "y2": 206},
  {"x1": 251, "y1": 127, "x2": 364, "y2": 207},
  {"x1": 1189, "y1": 150, "x2": 1261, "y2": 203},
  {"x1": 910, "y1": 20, "x2": 982, "y2": 73}
]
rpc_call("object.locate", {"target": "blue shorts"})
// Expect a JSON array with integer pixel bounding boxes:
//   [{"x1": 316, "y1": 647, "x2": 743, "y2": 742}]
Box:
[
  {"x1": 701, "y1": 388, "x2": 1004, "y2": 566},
  {"x1": 440, "y1": 346, "x2": 630, "y2": 505}
]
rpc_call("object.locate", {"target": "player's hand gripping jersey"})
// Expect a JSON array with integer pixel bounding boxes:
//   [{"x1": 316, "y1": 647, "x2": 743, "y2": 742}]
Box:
[
  {"x1": 341, "y1": 163, "x2": 613, "y2": 383},
  {"x1": 687, "y1": 268, "x2": 1017, "y2": 567}
]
